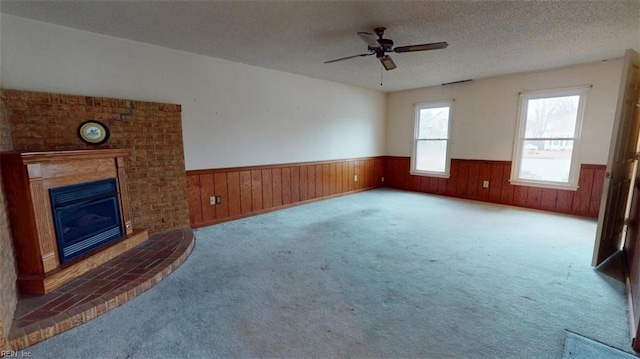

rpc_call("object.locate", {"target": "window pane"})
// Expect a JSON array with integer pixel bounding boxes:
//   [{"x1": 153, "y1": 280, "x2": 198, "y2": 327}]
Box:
[
  {"x1": 418, "y1": 107, "x2": 450, "y2": 139},
  {"x1": 415, "y1": 140, "x2": 447, "y2": 172},
  {"x1": 524, "y1": 95, "x2": 579, "y2": 138},
  {"x1": 519, "y1": 140, "x2": 573, "y2": 182}
]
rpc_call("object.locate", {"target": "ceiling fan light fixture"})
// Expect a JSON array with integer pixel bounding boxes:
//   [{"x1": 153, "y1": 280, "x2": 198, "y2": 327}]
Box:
[
  {"x1": 379, "y1": 55, "x2": 397, "y2": 71},
  {"x1": 323, "y1": 26, "x2": 447, "y2": 71}
]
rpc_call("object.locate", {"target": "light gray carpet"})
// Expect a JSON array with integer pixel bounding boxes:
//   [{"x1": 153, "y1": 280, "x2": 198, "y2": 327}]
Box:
[{"x1": 21, "y1": 189, "x2": 633, "y2": 358}]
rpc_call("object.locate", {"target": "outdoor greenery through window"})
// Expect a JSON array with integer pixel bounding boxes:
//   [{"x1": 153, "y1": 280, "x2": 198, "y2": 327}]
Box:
[
  {"x1": 511, "y1": 86, "x2": 588, "y2": 189},
  {"x1": 411, "y1": 100, "x2": 453, "y2": 177}
]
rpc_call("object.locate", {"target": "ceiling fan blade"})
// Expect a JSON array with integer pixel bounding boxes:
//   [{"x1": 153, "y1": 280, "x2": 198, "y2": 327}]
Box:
[
  {"x1": 357, "y1": 32, "x2": 380, "y2": 48},
  {"x1": 394, "y1": 41, "x2": 449, "y2": 53},
  {"x1": 324, "y1": 52, "x2": 373, "y2": 64},
  {"x1": 379, "y1": 55, "x2": 397, "y2": 71}
]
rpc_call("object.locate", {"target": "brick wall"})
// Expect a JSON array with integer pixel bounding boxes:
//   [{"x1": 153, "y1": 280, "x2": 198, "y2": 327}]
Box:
[
  {"x1": 0, "y1": 92, "x2": 17, "y2": 350},
  {"x1": 3, "y1": 90, "x2": 190, "y2": 233}
]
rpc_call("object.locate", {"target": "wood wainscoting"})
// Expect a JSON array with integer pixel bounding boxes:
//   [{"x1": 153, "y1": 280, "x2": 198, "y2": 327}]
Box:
[
  {"x1": 187, "y1": 157, "x2": 385, "y2": 227},
  {"x1": 384, "y1": 156, "x2": 605, "y2": 218}
]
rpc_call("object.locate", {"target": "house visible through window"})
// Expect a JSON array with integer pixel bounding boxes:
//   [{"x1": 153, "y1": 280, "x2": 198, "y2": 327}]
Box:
[
  {"x1": 510, "y1": 86, "x2": 588, "y2": 190},
  {"x1": 411, "y1": 100, "x2": 453, "y2": 177}
]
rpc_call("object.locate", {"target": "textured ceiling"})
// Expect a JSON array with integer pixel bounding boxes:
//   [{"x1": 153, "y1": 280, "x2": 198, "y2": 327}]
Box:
[{"x1": 1, "y1": 1, "x2": 639, "y2": 92}]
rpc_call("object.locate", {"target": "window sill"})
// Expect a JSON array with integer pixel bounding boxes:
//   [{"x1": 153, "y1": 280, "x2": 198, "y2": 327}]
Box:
[
  {"x1": 410, "y1": 170, "x2": 450, "y2": 179},
  {"x1": 509, "y1": 179, "x2": 578, "y2": 191}
]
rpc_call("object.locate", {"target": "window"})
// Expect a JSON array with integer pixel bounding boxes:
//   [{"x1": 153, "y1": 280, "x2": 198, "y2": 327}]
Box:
[
  {"x1": 411, "y1": 100, "x2": 453, "y2": 177},
  {"x1": 510, "y1": 86, "x2": 588, "y2": 190}
]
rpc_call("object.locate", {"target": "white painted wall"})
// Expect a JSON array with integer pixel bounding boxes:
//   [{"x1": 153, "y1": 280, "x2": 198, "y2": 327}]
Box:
[
  {"x1": 386, "y1": 60, "x2": 623, "y2": 165},
  {"x1": 2, "y1": 14, "x2": 624, "y2": 168},
  {"x1": 0, "y1": 15, "x2": 386, "y2": 170}
]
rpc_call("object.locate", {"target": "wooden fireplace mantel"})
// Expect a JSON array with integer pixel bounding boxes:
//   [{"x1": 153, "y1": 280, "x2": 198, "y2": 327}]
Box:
[{"x1": 1, "y1": 149, "x2": 148, "y2": 294}]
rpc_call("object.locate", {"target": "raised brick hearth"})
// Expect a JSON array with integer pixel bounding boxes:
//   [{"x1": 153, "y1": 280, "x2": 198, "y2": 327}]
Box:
[{"x1": 8, "y1": 227, "x2": 194, "y2": 351}]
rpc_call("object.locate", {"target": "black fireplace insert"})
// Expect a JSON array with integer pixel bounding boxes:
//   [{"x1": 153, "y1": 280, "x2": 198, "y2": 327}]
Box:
[{"x1": 50, "y1": 178, "x2": 124, "y2": 264}]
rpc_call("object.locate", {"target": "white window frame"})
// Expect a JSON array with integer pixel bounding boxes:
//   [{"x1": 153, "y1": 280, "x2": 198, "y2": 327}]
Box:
[
  {"x1": 410, "y1": 100, "x2": 454, "y2": 178},
  {"x1": 510, "y1": 86, "x2": 589, "y2": 191}
]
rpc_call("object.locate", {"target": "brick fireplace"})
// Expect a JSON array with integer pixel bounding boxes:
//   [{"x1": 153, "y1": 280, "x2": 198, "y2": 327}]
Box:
[
  {"x1": 2, "y1": 90, "x2": 189, "y2": 233},
  {"x1": 1, "y1": 149, "x2": 149, "y2": 294},
  {"x1": 0, "y1": 89, "x2": 191, "y2": 348}
]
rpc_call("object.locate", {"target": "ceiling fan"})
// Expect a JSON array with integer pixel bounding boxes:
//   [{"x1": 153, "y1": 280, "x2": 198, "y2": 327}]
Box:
[{"x1": 324, "y1": 27, "x2": 448, "y2": 71}]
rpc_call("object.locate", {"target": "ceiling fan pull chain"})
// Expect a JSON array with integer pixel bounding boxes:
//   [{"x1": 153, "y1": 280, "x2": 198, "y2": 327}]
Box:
[{"x1": 380, "y1": 66, "x2": 383, "y2": 86}]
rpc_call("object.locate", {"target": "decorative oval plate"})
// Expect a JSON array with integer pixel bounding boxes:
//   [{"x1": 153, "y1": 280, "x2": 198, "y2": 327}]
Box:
[{"x1": 78, "y1": 120, "x2": 110, "y2": 145}]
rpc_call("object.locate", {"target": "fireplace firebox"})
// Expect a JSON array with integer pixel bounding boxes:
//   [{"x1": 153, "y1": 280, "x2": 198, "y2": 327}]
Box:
[{"x1": 50, "y1": 178, "x2": 124, "y2": 264}]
